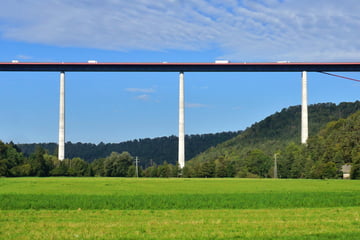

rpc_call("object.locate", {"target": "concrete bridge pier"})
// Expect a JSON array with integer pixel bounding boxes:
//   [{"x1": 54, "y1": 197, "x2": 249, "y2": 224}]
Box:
[
  {"x1": 301, "y1": 71, "x2": 308, "y2": 144},
  {"x1": 58, "y1": 71, "x2": 65, "y2": 160},
  {"x1": 178, "y1": 71, "x2": 185, "y2": 168}
]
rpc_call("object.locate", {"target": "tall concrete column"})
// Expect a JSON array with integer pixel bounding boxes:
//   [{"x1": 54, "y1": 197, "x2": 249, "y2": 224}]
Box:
[
  {"x1": 301, "y1": 71, "x2": 308, "y2": 144},
  {"x1": 178, "y1": 72, "x2": 185, "y2": 169},
  {"x1": 58, "y1": 71, "x2": 65, "y2": 160}
]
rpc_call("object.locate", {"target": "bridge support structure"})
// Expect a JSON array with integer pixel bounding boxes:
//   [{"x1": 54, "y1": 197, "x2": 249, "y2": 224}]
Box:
[
  {"x1": 53, "y1": 67, "x2": 312, "y2": 162},
  {"x1": 58, "y1": 71, "x2": 65, "y2": 160},
  {"x1": 178, "y1": 71, "x2": 185, "y2": 168},
  {"x1": 301, "y1": 71, "x2": 308, "y2": 144}
]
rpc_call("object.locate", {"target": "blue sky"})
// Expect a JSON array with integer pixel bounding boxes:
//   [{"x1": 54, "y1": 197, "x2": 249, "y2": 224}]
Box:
[{"x1": 0, "y1": 0, "x2": 359, "y2": 143}]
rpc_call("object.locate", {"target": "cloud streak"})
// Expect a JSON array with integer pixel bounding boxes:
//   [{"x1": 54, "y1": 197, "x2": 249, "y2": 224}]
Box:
[
  {"x1": 16, "y1": 54, "x2": 32, "y2": 60},
  {"x1": 125, "y1": 88, "x2": 155, "y2": 93},
  {"x1": 1, "y1": 0, "x2": 360, "y2": 61},
  {"x1": 125, "y1": 87, "x2": 156, "y2": 101},
  {"x1": 186, "y1": 103, "x2": 208, "y2": 108},
  {"x1": 135, "y1": 94, "x2": 151, "y2": 101}
]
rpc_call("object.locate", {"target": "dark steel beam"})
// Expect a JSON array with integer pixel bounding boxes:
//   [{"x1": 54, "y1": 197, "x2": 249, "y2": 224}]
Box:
[{"x1": 1, "y1": 62, "x2": 360, "y2": 72}]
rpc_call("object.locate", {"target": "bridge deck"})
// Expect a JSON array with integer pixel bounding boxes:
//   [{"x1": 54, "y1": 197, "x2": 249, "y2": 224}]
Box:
[{"x1": 0, "y1": 62, "x2": 360, "y2": 72}]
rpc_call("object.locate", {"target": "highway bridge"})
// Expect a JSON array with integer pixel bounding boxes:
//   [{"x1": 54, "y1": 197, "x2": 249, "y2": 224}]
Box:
[{"x1": 1, "y1": 61, "x2": 359, "y2": 167}]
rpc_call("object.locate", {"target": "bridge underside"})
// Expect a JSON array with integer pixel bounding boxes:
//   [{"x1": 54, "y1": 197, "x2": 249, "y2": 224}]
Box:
[{"x1": 1, "y1": 62, "x2": 360, "y2": 72}]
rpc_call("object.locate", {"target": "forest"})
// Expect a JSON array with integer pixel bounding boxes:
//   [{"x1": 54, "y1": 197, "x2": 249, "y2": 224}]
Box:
[
  {"x1": 1, "y1": 101, "x2": 359, "y2": 179},
  {"x1": 18, "y1": 131, "x2": 240, "y2": 167}
]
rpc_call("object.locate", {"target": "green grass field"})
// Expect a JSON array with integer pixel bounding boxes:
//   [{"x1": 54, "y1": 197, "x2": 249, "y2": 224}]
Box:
[{"x1": 1, "y1": 178, "x2": 360, "y2": 239}]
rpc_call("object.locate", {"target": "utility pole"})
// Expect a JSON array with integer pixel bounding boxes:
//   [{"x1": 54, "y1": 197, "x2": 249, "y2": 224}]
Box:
[
  {"x1": 135, "y1": 156, "x2": 139, "y2": 178},
  {"x1": 274, "y1": 153, "x2": 278, "y2": 179}
]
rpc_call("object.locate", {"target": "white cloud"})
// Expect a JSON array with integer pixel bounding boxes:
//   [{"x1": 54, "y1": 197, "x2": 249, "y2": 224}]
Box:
[
  {"x1": 186, "y1": 103, "x2": 208, "y2": 108},
  {"x1": 232, "y1": 106, "x2": 242, "y2": 110},
  {"x1": 126, "y1": 87, "x2": 156, "y2": 101},
  {"x1": 125, "y1": 88, "x2": 155, "y2": 93},
  {"x1": 16, "y1": 54, "x2": 32, "y2": 60},
  {"x1": 135, "y1": 94, "x2": 151, "y2": 101},
  {"x1": 1, "y1": 0, "x2": 360, "y2": 61}
]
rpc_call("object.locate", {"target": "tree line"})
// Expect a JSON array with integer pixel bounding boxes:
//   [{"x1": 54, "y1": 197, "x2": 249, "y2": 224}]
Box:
[
  {"x1": 0, "y1": 142, "x2": 131, "y2": 177},
  {"x1": 17, "y1": 132, "x2": 240, "y2": 167},
  {"x1": 0, "y1": 140, "x2": 183, "y2": 177}
]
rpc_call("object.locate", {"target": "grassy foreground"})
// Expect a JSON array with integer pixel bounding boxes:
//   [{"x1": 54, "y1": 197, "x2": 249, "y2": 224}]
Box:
[{"x1": 1, "y1": 178, "x2": 360, "y2": 239}]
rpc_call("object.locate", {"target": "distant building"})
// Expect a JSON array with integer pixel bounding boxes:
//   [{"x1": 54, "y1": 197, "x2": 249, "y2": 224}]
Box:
[{"x1": 341, "y1": 164, "x2": 352, "y2": 179}]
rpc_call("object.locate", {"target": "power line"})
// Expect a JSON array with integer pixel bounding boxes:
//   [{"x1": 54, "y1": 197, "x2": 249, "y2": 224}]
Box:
[{"x1": 319, "y1": 71, "x2": 360, "y2": 83}]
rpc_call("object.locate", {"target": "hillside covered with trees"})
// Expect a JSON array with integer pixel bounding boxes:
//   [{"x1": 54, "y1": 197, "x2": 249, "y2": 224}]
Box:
[
  {"x1": 18, "y1": 132, "x2": 240, "y2": 167},
  {"x1": 183, "y1": 101, "x2": 360, "y2": 178}
]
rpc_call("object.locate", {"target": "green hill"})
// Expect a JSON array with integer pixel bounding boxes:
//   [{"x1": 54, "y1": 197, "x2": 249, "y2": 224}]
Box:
[
  {"x1": 184, "y1": 101, "x2": 360, "y2": 178},
  {"x1": 305, "y1": 110, "x2": 360, "y2": 178}
]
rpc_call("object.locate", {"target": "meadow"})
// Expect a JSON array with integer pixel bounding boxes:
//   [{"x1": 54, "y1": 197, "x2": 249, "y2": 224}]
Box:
[{"x1": 1, "y1": 178, "x2": 360, "y2": 239}]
